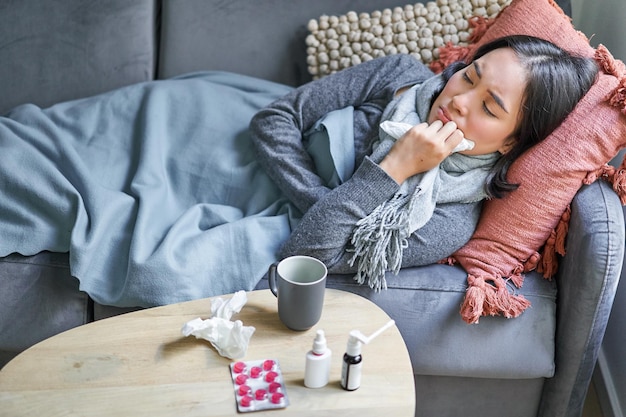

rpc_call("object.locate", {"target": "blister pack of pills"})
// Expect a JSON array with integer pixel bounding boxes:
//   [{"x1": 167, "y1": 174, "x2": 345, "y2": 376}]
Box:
[{"x1": 229, "y1": 359, "x2": 289, "y2": 413}]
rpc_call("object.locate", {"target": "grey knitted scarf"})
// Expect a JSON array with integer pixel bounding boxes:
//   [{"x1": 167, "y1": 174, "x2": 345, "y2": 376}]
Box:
[{"x1": 349, "y1": 74, "x2": 500, "y2": 291}]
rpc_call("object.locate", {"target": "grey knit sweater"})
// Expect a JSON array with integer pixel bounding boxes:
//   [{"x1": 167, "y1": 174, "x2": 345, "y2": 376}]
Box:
[{"x1": 250, "y1": 55, "x2": 481, "y2": 274}]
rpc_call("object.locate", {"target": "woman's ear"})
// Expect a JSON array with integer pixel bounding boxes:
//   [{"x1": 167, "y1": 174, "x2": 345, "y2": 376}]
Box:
[{"x1": 498, "y1": 136, "x2": 517, "y2": 155}]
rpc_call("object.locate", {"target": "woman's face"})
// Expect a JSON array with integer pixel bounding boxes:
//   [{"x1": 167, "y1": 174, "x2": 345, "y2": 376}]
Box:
[{"x1": 428, "y1": 47, "x2": 527, "y2": 156}]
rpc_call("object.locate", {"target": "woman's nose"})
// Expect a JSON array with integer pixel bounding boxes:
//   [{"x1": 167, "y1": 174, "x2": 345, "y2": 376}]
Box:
[{"x1": 451, "y1": 93, "x2": 469, "y2": 116}]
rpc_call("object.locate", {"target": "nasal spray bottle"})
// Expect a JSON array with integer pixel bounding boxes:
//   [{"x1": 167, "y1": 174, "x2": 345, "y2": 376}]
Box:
[
  {"x1": 341, "y1": 319, "x2": 395, "y2": 391},
  {"x1": 304, "y1": 329, "x2": 332, "y2": 388}
]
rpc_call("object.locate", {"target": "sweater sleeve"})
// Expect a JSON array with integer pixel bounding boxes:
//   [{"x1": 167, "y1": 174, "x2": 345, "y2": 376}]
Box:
[
  {"x1": 279, "y1": 157, "x2": 482, "y2": 273},
  {"x1": 250, "y1": 54, "x2": 431, "y2": 214}
]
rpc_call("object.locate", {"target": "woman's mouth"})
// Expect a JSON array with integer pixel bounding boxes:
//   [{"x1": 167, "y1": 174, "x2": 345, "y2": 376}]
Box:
[{"x1": 437, "y1": 107, "x2": 452, "y2": 124}]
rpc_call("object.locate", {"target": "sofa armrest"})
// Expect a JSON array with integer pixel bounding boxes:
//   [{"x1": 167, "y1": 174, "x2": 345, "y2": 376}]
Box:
[{"x1": 539, "y1": 180, "x2": 624, "y2": 417}]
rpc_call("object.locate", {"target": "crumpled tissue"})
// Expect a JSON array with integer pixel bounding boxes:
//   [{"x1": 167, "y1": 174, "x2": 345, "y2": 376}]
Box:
[
  {"x1": 181, "y1": 290, "x2": 255, "y2": 359},
  {"x1": 379, "y1": 120, "x2": 475, "y2": 153}
]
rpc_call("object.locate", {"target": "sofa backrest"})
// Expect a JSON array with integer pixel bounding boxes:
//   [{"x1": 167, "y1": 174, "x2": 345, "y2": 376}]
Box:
[
  {"x1": 0, "y1": 0, "x2": 157, "y2": 115},
  {"x1": 157, "y1": 0, "x2": 417, "y2": 86},
  {"x1": 0, "y1": 0, "x2": 572, "y2": 114}
]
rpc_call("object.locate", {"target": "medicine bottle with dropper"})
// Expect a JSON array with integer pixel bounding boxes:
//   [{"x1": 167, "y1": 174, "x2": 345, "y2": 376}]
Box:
[{"x1": 304, "y1": 329, "x2": 332, "y2": 388}]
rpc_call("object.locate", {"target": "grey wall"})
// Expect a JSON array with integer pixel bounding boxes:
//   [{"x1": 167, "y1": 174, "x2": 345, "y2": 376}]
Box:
[
  {"x1": 572, "y1": 1, "x2": 626, "y2": 416},
  {"x1": 572, "y1": 0, "x2": 626, "y2": 60}
]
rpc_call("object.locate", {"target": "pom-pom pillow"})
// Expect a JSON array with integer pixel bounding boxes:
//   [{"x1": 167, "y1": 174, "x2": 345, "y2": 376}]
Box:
[
  {"x1": 305, "y1": 0, "x2": 512, "y2": 79},
  {"x1": 444, "y1": 0, "x2": 626, "y2": 323}
]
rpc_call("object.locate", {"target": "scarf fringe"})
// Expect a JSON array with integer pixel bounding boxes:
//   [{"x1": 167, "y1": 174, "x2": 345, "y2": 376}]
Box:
[
  {"x1": 349, "y1": 193, "x2": 410, "y2": 291},
  {"x1": 460, "y1": 274, "x2": 531, "y2": 324}
]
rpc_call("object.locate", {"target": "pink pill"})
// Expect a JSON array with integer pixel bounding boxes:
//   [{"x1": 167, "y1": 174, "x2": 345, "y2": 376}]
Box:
[
  {"x1": 271, "y1": 392, "x2": 285, "y2": 404},
  {"x1": 262, "y1": 359, "x2": 275, "y2": 371},
  {"x1": 255, "y1": 389, "x2": 268, "y2": 401},
  {"x1": 250, "y1": 366, "x2": 263, "y2": 378},
  {"x1": 233, "y1": 361, "x2": 246, "y2": 373},
  {"x1": 265, "y1": 371, "x2": 278, "y2": 383},
  {"x1": 235, "y1": 374, "x2": 248, "y2": 385},
  {"x1": 239, "y1": 395, "x2": 253, "y2": 408},
  {"x1": 268, "y1": 381, "x2": 282, "y2": 393},
  {"x1": 238, "y1": 385, "x2": 251, "y2": 396}
]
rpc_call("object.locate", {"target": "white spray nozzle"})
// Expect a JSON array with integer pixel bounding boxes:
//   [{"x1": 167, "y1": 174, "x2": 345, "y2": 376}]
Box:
[
  {"x1": 346, "y1": 320, "x2": 395, "y2": 356},
  {"x1": 350, "y1": 319, "x2": 395, "y2": 344}
]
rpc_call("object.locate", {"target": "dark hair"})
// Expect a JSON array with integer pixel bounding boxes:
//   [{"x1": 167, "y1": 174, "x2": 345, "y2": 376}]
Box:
[{"x1": 439, "y1": 35, "x2": 598, "y2": 198}]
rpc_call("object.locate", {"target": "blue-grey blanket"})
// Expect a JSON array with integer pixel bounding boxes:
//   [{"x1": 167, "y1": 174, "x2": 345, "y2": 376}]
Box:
[{"x1": 0, "y1": 72, "x2": 298, "y2": 307}]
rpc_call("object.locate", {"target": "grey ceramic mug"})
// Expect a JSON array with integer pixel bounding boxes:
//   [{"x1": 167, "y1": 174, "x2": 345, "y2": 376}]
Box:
[{"x1": 268, "y1": 256, "x2": 327, "y2": 331}]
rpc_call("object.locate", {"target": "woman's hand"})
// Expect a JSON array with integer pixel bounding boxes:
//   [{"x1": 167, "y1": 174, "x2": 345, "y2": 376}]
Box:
[{"x1": 379, "y1": 120, "x2": 464, "y2": 184}]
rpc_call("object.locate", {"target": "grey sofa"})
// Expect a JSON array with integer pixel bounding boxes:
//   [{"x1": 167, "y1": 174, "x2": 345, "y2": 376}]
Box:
[{"x1": 0, "y1": 1, "x2": 622, "y2": 417}]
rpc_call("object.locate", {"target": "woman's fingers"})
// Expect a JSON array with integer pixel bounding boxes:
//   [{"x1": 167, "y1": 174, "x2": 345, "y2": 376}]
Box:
[
  {"x1": 379, "y1": 121, "x2": 466, "y2": 184},
  {"x1": 425, "y1": 121, "x2": 464, "y2": 152}
]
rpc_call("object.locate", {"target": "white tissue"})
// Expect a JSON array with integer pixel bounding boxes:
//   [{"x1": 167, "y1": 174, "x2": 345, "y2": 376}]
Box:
[
  {"x1": 379, "y1": 120, "x2": 475, "y2": 153},
  {"x1": 181, "y1": 290, "x2": 255, "y2": 359},
  {"x1": 452, "y1": 137, "x2": 475, "y2": 153}
]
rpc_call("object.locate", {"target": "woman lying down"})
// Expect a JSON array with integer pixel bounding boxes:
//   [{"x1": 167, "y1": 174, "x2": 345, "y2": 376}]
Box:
[{"x1": 0, "y1": 35, "x2": 597, "y2": 307}]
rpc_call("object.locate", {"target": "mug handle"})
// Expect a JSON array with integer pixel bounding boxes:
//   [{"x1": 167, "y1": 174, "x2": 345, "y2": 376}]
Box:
[{"x1": 268, "y1": 262, "x2": 279, "y2": 297}]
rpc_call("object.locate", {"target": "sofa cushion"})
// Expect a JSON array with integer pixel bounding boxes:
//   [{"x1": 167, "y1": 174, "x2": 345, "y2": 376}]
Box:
[
  {"x1": 0, "y1": 0, "x2": 156, "y2": 115},
  {"x1": 257, "y1": 263, "x2": 557, "y2": 379},
  {"x1": 0, "y1": 252, "x2": 89, "y2": 368}
]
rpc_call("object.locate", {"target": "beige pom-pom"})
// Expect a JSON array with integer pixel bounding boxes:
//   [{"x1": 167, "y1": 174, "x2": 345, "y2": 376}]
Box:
[
  {"x1": 397, "y1": 44, "x2": 409, "y2": 54},
  {"x1": 421, "y1": 49, "x2": 433, "y2": 61},
  {"x1": 307, "y1": 19, "x2": 318, "y2": 32},
  {"x1": 306, "y1": 34, "x2": 319, "y2": 47},
  {"x1": 395, "y1": 32, "x2": 409, "y2": 43},
  {"x1": 318, "y1": 15, "x2": 329, "y2": 30},
  {"x1": 394, "y1": 20, "x2": 407, "y2": 33}
]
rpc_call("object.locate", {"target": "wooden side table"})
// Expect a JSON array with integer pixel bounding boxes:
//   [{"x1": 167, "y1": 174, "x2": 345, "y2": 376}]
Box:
[{"x1": 0, "y1": 289, "x2": 415, "y2": 416}]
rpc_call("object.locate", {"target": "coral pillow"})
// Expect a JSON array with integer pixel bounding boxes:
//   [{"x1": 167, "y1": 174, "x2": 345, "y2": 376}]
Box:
[{"x1": 446, "y1": 0, "x2": 626, "y2": 323}]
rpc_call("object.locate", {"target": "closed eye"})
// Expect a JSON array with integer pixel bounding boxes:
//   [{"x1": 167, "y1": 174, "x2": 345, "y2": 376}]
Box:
[
  {"x1": 464, "y1": 70, "x2": 496, "y2": 117},
  {"x1": 482, "y1": 102, "x2": 496, "y2": 117}
]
